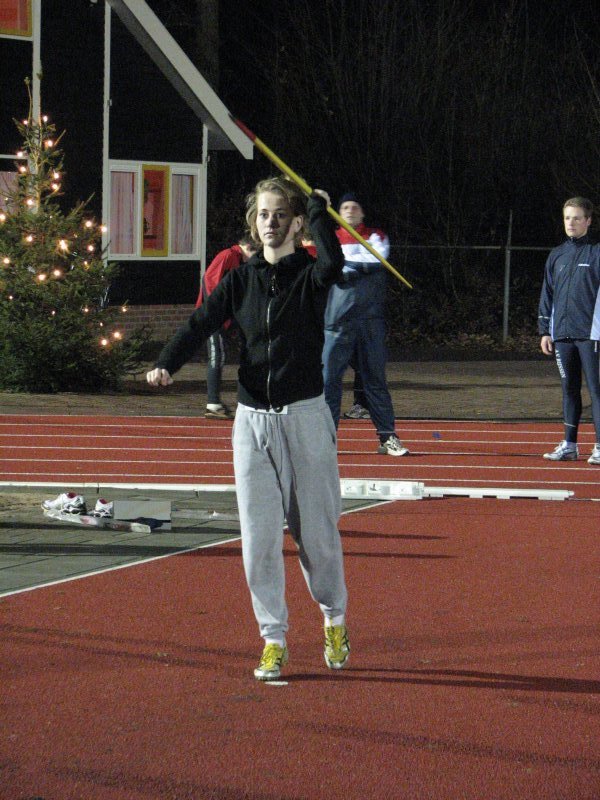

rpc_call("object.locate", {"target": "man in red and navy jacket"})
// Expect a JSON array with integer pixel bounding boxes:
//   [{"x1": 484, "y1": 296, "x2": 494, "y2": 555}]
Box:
[{"x1": 322, "y1": 192, "x2": 409, "y2": 456}]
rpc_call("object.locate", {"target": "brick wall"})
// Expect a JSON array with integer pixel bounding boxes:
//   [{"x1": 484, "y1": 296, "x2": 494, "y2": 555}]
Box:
[{"x1": 115, "y1": 304, "x2": 196, "y2": 342}]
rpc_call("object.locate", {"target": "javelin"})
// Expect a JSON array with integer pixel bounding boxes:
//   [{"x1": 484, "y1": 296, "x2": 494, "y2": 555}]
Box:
[{"x1": 230, "y1": 117, "x2": 413, "y2": 289}]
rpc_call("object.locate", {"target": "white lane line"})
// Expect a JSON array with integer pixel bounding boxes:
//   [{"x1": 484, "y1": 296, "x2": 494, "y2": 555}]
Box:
[
  {"x1": 0, "y1": 445, "x2": 231, "y2": 453},
  {"x1": 0, "y1": 433, "x2": 229, "y2": 441},
  {"x1": 0, "y1": 471, "x2": 234, "y2": 479},
  {"x1": 2, "y1": 474, "x2": 600, "y2": 489},
  {"x1": 0, "y1": 415, "x2": 211, "y2": 425},
  {"x1": 341, "y1": 476, "x2": 600, "y2": 487},
  {"x1": 1, "y1": 420, "x2": 591, "y2": 435},
  {"x1": 3, "y1": 459, "x2": 599, "y2": 476},
  {"x1": 338, "y1": 460, "x2": 600, "y2": 472},
  {"x1": 3, "y1": 436, "x2": 596, "y2": 448},
  {"x1": 0, "y1": 459, "x2": 231, "y2": 468}
]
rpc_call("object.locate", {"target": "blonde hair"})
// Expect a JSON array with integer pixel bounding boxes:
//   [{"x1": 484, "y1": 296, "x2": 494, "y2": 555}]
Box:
[{"x1": 245, "y1": 176, "x2": 307, "y2": 246}]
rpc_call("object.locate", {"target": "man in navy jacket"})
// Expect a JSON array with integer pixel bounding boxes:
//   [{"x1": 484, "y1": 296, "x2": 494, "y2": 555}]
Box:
[{"x1": 538, "y1": 196, "x2": 600, "y2": 463}]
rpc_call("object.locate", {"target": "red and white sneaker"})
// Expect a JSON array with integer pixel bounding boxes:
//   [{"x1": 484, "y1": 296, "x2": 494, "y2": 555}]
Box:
[
  {"x1": 41, "y1": 492, "x2": 87, "y2": 515},
  {"x1": 90, "y1": 498, "x2": 113, "y2": 518}
]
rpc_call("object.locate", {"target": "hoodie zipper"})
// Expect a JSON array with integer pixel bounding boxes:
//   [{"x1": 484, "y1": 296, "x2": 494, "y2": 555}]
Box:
[
  {"x1": 266, "y1": 270, "x2": 277, "y2": 407},
  {"x1": 562, "y1": 239, "x2": 583, "y2": 337}
]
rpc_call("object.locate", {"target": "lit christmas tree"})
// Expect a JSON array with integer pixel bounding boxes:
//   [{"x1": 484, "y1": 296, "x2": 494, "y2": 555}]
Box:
[{"x1": 0, "y1": 81, "x2": 147, "y2": 393}]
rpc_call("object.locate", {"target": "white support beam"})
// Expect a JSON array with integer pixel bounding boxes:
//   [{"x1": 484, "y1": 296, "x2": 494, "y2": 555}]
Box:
[
  {"x1": 1, "y1": 480, "x2": 574, "y2": 502},
  {"x1": 105, "y1": 0, "x2": 253, "y2": 157},
  {"x1": 423, "y1": 486, "x2": 573, "y2": 501},
  {"x1": 341, "y1": 479, "x2": 425, "y2": 500}
]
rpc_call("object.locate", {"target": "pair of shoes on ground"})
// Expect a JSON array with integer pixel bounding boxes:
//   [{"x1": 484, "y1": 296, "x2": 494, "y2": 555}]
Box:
[
  {"x1": 254, "y1": 623, "x2": 350, "y2": 681},
  {"x1": 543, "y1": 441, "x2": 600, "y2": 464},
  {"x1": 344, "y1": 403, "x2": 370, "y2": 420},
  {"x1": 205, "y1": 403, "x2": 234, "y2": 419},
  {"x1": 41, "y1": 492, "x2": 114, "y2": 517},
  {"x1": 377, "y1": 434, "x2": 409, "y2": 456}
]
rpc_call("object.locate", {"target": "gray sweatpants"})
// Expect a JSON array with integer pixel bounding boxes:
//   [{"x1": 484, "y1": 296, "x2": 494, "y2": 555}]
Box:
[{"x1": 232, "y1": 394, "x2": 348, "y2": 641}]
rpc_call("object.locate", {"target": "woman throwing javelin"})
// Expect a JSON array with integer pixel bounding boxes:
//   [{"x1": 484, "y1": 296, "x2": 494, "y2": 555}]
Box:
[{"x1": 147, "y1": 176, "x2": 350, "y2": 680}]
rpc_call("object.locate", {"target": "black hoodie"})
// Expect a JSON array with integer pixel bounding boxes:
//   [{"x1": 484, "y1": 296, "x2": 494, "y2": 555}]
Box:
[{"x1": 155, "y1": 193, "x2": 344, "y2": 409}]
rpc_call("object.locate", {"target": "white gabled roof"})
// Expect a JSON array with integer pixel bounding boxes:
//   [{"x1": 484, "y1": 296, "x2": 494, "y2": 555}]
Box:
[{"x1": 106, "y1": 0, "x2": 253, "y2": 157}]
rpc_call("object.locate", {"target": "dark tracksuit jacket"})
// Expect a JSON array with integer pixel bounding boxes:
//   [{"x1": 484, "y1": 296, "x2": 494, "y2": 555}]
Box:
[{"x1": 538, "y1": 235, "x2": 600, "y2": 341}]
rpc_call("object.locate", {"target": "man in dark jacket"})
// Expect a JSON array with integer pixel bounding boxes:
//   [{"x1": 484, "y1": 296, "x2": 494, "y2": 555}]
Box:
[
  {"x1": 147, "y1": 176, "x2": 350, "y2": 680},
  {"x1": 538, "y1": 196, "x2": 600, "y2": 464}
]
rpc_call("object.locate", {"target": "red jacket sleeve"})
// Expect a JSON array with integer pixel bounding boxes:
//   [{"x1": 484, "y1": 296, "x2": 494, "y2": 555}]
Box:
[{"x1": 195, "y1": 246, "x2": 243, "y2": 308}]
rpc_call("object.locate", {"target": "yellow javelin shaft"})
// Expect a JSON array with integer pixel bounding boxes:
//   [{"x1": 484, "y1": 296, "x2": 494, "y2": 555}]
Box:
[{"x1": 231, "y1": 117, "x2": 413, "y2": 289}]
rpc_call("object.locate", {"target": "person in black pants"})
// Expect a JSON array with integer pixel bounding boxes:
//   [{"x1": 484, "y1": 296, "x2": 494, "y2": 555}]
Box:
[
  {"x1": 538, "y1": 196, "x2": 600, "y2": 464},
  {"x1": 196, "y1": 236, "x2": 257, "y2": 418}
]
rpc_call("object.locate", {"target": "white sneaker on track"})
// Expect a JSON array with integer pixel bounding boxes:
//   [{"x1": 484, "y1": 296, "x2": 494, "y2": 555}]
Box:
[
  {"x1": 41, "y1": 492, "x2": 87, "y2": 515},
  {"x1": 543, "y1": 441, "x2": 578, "y2": 461},
  {"x1": 377, "y1": 435, "x2": 409, "y2": 456},
  {"x1": 587, "y1": 445, "x2": 600, "y2": 465}
]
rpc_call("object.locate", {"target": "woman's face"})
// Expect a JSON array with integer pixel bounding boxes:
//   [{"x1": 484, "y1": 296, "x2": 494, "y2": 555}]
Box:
[{"x1": 255, "y1": 191, "x2": 302, "y2": 251}]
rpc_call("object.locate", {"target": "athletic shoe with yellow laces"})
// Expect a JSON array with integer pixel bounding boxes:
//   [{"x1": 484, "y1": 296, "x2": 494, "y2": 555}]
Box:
[
  {"x1": 254, "y1": 643, "x2": 288, "y2": 681},
  {"x1": 324, "y1": 623, "x2": 350, "y2": 669}
]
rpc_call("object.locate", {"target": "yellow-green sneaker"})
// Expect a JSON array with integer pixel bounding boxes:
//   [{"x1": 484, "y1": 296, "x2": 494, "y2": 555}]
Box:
[
  {"x1": 324, "y1": 623, "x2": 350, "y2": 669},
  {"x1": 254, "y1": 643, "x2": 288, "y2": 681}
]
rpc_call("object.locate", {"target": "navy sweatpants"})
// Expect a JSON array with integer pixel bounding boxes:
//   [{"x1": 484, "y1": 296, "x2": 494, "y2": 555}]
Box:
[
  {"x1": 323, "y1": 317, "x2": 396, "y2": 441},
  {"x1": 554, "y1": 338, "x2": 600, "y2": 442}
]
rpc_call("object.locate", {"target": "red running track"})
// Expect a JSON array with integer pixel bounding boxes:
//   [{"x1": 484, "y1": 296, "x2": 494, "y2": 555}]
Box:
[
  {"x1": 2, "y1": 414, "x2": 600, "y2": 498},
  {"x1": 2, "y1": 414, "x2": 600, "y2": 798},
  {"x1": 2, "y1": 497, "x2": 600, "y2": 799}
]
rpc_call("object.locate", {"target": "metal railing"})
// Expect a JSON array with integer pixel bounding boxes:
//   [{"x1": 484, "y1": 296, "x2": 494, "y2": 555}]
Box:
[{"x1": 389, "y1": 212, "x2": 553, "y2": 341}]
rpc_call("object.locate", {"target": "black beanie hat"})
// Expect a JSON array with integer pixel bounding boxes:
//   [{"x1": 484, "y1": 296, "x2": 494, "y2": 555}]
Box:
[{"x1": 338, "y1": 192, "x2": 362, "y2": 209}]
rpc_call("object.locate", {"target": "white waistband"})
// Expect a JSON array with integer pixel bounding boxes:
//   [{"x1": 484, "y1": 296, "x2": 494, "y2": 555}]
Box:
[{"x1": 237, "y1": 402, "x2": 289, "y2": 415}]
